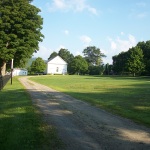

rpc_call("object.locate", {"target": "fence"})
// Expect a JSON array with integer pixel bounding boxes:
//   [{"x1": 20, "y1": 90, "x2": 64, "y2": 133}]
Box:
[{"x1": 0, "y1": 75, "x2": 11, "y2": 91}]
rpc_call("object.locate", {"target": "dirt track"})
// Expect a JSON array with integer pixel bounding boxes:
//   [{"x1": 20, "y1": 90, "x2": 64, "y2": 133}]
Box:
[{"x1": 19, "y1": 77, "x2": 150, "y2": 150}]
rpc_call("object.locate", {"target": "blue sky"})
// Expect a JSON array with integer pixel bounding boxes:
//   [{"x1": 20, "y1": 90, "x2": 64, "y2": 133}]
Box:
[{"x1": 32, "y1": 0, "x2": 150, "y2": 64}]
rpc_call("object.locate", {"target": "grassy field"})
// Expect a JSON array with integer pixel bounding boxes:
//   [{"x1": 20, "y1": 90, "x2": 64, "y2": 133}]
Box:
[
  {"x1": 0, "y1": 77, "x2": 63, "y2": 150},
  {"x1": 30, "y1": 75, "x2": 150, "y2": 127}
]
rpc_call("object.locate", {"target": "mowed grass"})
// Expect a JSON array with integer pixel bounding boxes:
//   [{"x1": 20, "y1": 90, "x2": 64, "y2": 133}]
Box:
[
  {"x1": 30, "y1": 75, "x2": 150, "y2": 127},
  {"x1": 0, "y1": 77, "x2": 63, "y2": 150}
]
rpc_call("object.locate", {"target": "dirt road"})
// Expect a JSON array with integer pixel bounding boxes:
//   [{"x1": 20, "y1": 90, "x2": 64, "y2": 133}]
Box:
[{"x1": 19, "y1": 77, "x2": 150, "y2": 150}]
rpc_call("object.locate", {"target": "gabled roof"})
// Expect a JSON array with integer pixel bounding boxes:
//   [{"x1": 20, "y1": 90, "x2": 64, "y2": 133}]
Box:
[{"x1": 47, "y1": 56, "x2": 67, "y2": 65}]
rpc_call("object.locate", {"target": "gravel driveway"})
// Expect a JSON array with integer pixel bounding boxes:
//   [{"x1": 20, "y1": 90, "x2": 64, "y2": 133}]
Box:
[{"x1": 19, "y1": 77, "x2": 150, "y2": 150}]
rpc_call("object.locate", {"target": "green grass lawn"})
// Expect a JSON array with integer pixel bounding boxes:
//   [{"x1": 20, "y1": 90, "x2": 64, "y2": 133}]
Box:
[
  {"x1": 30, "y1": 75, "x2": 150, "y2": 127},
  {"x1": 0, "y1": 77, "x2": 63, "y2": 150}
]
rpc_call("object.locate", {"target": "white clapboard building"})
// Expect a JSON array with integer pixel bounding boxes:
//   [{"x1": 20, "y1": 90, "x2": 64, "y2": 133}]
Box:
[
  {"x1": 46, "y1": 56, "x2": 67, "y2": 75},
  {"x1": 12, "y1": 68, "x2": 28, "y2": 76}
]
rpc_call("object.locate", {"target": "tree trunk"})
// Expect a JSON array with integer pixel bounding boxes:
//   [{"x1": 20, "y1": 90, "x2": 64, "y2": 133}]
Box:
[{"x1": 0, "y1": 61, "x2": 6, "y2": 76}]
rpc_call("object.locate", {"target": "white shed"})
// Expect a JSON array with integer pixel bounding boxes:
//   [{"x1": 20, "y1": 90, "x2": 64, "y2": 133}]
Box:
[
  {"x1": 13, "y1": 68, "x2": 28, "y2": 76},
  {"x1": 47, "y1": 56, "x2": 67, "y2": 75}
]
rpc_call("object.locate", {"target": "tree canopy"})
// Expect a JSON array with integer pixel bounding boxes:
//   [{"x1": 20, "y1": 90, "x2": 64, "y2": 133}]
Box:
[
  {"x1": 48, "y1": 51, "x2": 58, "y2": 60},
  {"x1": 137, "y1": 41, "x2": 150, "y2": 75},
  {"x1": 126, "y1": 46, "x2": 145, "y2": 76},
  {"x1": 112, "y1": 52, "x2": 129, "y2": 75},
  {"x1": 0, "y1": 0, "x2": 44, "y2": 75},
  {"x1": 69, "y1": 55, "x2": 88, "y2": 75},
  {"x1": 83, "y1": 46, "x2": 106, "y2": 66},
  {"x1": 30, "y1": 57, "x2": 46, "y2": 73},
  {"x1": 112, "y1": 40, "x2": 150, "y2": 76},
  {"x1": 58, "y1": 48, "x2": 74, "y2": 64}
]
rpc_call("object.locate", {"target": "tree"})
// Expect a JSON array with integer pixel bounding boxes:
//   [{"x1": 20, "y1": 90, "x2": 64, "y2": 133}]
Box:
[
  {"x1": 30, "y1": 57, "x2": 46, "y2": 74},
  {"x1": 69, "y1": 55, "x2": 88, "y2": 75},
  {"x1": 58, "y1": 48, "x2": 74, "y2": 74},
  {"x1": 0, "y1": 0, "x2": 44, "y2": 75},
  {"x1": 48, "y1": 51, "x2": 58, "y2": 60},
  {"x1": 137, "y1": 41, "x2": 150, "y2": 75},
  {"x1": 126, "y1": 46, "x2": 145, "y2": 76},
  {"x1": 83, "y1": 46, "x2": 106, "y2": 66},
  {"x1": 112, "y1": 52, "x2": 128, "y2": 75},
  {"x1": 58, "y1": 48, "x2": 74, "y2": 64}
]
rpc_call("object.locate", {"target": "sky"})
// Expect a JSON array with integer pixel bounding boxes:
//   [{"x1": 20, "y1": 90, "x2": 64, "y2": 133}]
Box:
[{"x1": 32, "y1": 0, "x2": 150, "y2": 64}]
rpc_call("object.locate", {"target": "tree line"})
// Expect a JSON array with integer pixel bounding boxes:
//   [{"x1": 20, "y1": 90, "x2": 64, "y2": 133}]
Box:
[
  {"x1": 30, "y1": 40, "x2": 150, "y2": 76},
  {"x1": 29, "y1": 46, "x2": 107, "y2": 75},
  {"x1": 113, "y1": 40, "x2": 150, "y2": 76}
]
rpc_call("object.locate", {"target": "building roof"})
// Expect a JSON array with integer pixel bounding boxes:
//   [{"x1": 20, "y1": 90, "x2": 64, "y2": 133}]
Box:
[{"x1": 47, "y1": 56, "x2": 67, "y2": 65}]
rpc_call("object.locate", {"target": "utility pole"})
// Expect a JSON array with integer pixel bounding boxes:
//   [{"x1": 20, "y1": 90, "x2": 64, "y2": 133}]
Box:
[{"x1": 11, "y1": 59, "x2": 13, "y2": 85}]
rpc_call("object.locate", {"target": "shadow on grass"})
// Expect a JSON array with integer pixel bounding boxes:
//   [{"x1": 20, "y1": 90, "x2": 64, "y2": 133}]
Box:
[
  {"x1": 0, "y1": 88, "x2": 63, "y2": 150},
  {"x1": 85, "y1": 75, "x2": 150, "y2": 80},
  {"x1": 16, "y1": 82, "x2": 150, "y2": 150}
]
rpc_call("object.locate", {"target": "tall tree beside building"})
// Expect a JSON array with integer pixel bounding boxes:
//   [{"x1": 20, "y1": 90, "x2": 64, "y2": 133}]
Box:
[
  {"x1": 58, "y1": 48, "x2": 74, "y2": 64},
  {"x1": 0, "y1": 0, "x2": 44, "y2": 75},
  {"x1": 48, "y1": 51, "x2": 58, "y2": 60},
  {"x1": 69, "y1": 55, "x2": 88, "y2": 75},
  {"x1": 30, "y1": 57, "x2": 46, "y2": 73}
]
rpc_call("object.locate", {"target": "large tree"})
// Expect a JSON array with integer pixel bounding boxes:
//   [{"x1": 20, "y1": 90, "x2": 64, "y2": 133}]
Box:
[
  {"x1": 69, "y1": 55, "x2": 88, "y2": 75},
  {"x1": 83, "y1": 46, "x2": 106, "y2": 66},
  {"x1": 137, "y1": 41, "x2": 150, "y2": 75},
  {"x1": 30, "y1": 57, "x2": 46, "y2": 73},
  {"x1": 58, "y1": 48, "x2": 74, "y2": 74},
  {"x1": 0, "y1": 0, "x2": 44, "y2": 75},
  {"x1": 58, "y1": 48, "x2": 74, "y2": 63},
  {"x1": 126, "y1": 46, "x2": 145, "y2": 76},
  {"x1": 112, "y1": 51, "x2": 129, "y2": 75},
  {"x1": 48, "y1": 51, "x2": 58, "y2": 60}
]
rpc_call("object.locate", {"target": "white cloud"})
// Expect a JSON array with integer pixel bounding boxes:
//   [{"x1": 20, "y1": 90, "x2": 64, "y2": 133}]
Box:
[
  {"x1": 63, "y1": 29, "x2": 69, "y2": 35},
  {"x1": 75, "y1": 51, "x2": 83, "y2": 56},
  {"x1": 108, "y1": 34, "x2": 137, "y2": 53},
  {"x1": 87, "y1": 6, "x2": 98, "y2": 15},
  {"x1": 121, "y1": 32, "x2": 124, "y2": 35},
  {"x1": 33, "y1": 45, "x2": 51, "y2": 60},
  {"x1": 80, "y1": 35, "x2": 92, "y2": 46},
  {"x1": 105, "y1": 34, "x2": 137, "y2": 64},
  {"x1": 33, "y1": 44, "x2": 67, "y2": 60},
  {"x1": 56, "y1": 45, "x2": 66, "y2": 52},
  {"x1": 137, "y1": 12, "x2": 147, "y2": 18},
  {"x1": 47, "y1": 0, "x2": 98, "y2": 15}
]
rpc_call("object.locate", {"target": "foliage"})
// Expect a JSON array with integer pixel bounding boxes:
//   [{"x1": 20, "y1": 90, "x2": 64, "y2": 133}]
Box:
[
  {"x1": 112, "y1": 52, "x2": 129, "y2": 75},
  {"x1": 69, "y1": 55, "x2": 88, "y2": 74},
  {"x1": 137, "y1": 41, "x2": 150, "y2": 75},
  {"x1": 83, "y1": 46, "x2": 106, "y2": 66},
  {"x1": 88, "y1": 65, "x2": 105, "y2": 75},
  {"x1": 30, "y1": 57, "x2": 46, "y2": 73},
  {"x1": 48, "y1": 51, "x2": 58, "y2": 60},
  {"x1": 0, "y1": 77, "x2": 63, "y2": 149},
  {"x1": 30, "y1": 75, "x2": 150, "y2": 127},
  {"x1": 126, "y1": 46, "x2": 145, "y2": 76},
  {"x1": 0, "y1": 0, "x2": 44, "y2": 73},
  {"x1": 58, "y1": 48, "x2": 74, "y2": 64}
]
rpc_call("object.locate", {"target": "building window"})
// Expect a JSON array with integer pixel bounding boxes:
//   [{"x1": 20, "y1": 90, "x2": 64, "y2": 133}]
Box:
[{"x1": 56, "y1": 67, "x2": 59, "y2": 72}]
